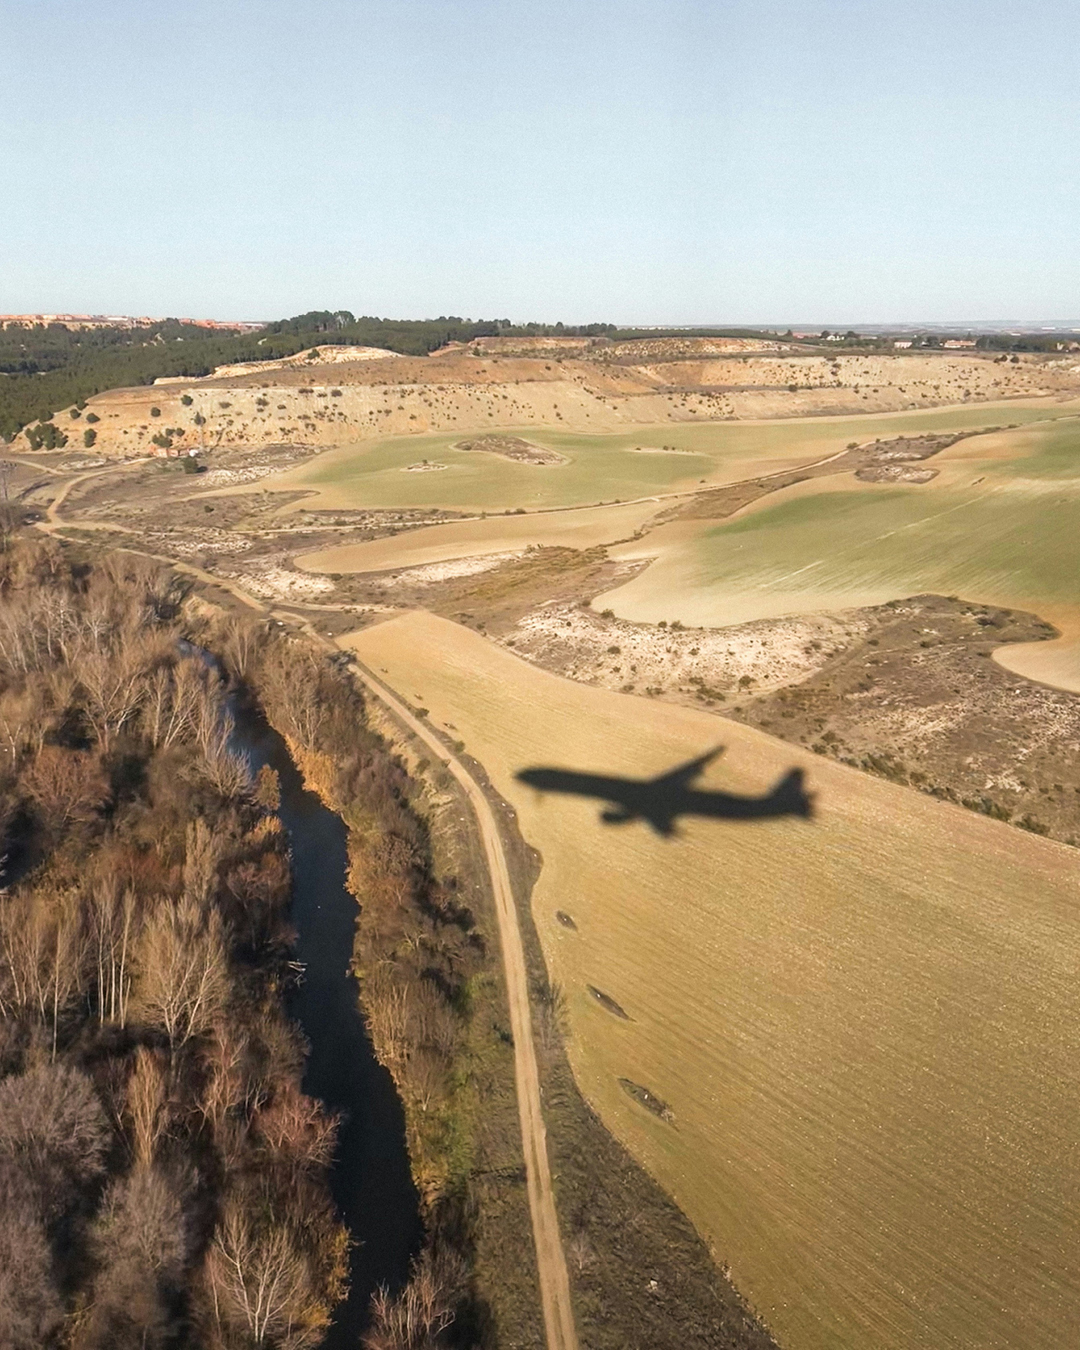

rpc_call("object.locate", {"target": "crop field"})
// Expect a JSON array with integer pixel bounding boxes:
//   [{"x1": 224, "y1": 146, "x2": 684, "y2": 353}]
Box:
[
  {"x1": 601, "y1": 417, "x2": 1080, "y2": 686},
  {"x1": 263, "y1": 401, "x2": 1074, "y2": 514},
  {"x1": 296, "y1": 499, "x2": 667, "y2": 575},
  {"x1": 345, "y1": 612, "x2": 1080, "y2": 1350}
]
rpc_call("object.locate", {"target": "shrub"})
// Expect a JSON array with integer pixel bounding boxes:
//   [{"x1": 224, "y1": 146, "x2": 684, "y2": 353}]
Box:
[
  {"x1": 150, "y1": 406, "x2": 161, "y2": 417},
  {"x1": 83, "y1": 429, "x2": 97, "y2": 448},
  {"x1": 85, "y1": 412, "x2": 100, "y2": 423},
  {"x1": 25, "y1": 421, "x2": 67, "y2": 451},
  {"x1": 180, "y1": 393, "x2": 193, "y2": 406}
]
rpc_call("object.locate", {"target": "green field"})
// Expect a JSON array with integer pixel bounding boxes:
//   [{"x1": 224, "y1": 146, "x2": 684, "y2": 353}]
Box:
[
  {"x1": 603, "y1": 416, "x2": 1080, "y2": 627},
  {"x1": 264, "y1": 403, "x2": 1077, "y2": 513}
]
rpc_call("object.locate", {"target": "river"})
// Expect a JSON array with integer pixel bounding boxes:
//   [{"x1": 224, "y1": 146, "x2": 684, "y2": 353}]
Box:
[{"x1": 234, "y1": 707, "x2": 422, "y2": 1345}]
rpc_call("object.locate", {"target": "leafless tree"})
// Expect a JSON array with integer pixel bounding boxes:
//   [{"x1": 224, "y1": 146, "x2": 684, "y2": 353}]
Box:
[
  {"x1": 80, "y1": 1161, "x2": 186, "y2": 1349},
  {"x1": 207, "y1": 1189, "x2": 319, "y2": 1348},
  {"x1": 126, "y1": 1046, "x2": 170, "y2": 1165},
  {"x1": 0, "y1": 686, "x2": 43, "y2": 764},
  {"x1": 88, "y1": 879, "x2": 139, "y2": 1027},
  {"x1": 0, "y1": 1062, "x2": 110, "y2": 1217},
  {"x1": 78, "y1": 646, "x2": 148, "y2": 750},
  {"x1": 0, "y1": 1169, "x2": 63, "y2": 1350},
  {"x1": 183, "y1": 818, "x2": 221, "y2": 911},
  {"x1": 132, "y1": 893, "x2": 228, "y2": 1049},
  {"x1": 217, "y1": 613, "x2": 266, "y2": 684},
  {"x1": 363, "y1": 1250, "x2": 462, "y2": 1350},
  {"x1": 23, "y1": 746, "x2": 109, "y2": 835},
  {"x1": 144, "y1": 657, "x2": 204, "y2": 749},
  {"x1": 0, "y1": 886, "x2": 88, "y2": 1053},
  {"x1": 257, "y1": 1080, "x2": 338, "y2": 1176}
]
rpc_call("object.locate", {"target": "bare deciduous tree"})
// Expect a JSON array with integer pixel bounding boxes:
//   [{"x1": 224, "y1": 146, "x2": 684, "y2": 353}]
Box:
[
  {"x1": 88, "y1": 879, "x2": 139, "y2": 1027},
  {"x1": 0, "y1": 1062, "x2": 110, "y2": 1217},
  {"x1": 23, "y1": 746, "x2": 109, "y2": 835},
  {"x1": 0, "y1": 1170, "x2": 63, "y2": 1350},
  {"x1": 363, "y1": 1250, "x2": 462, "y2": 1350},
  {"x1": 126, "y1": 1046, "x2": 170, "y2": 1165},
  {"x1": 81, "y1": 1162, "x2": 186, "y2": 1349},
  {"x1": 207, "y1": 1190, "x2": 320, "y2": 1348},
  {"x1": 132, "y1": 893, "x2": 227, "y2": 1049}
]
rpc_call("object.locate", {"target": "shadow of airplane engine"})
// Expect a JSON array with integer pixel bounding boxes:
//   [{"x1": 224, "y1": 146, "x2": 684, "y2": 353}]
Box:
[{"x1": 515, "y1": 747, "x2": 813, "y2": 837}]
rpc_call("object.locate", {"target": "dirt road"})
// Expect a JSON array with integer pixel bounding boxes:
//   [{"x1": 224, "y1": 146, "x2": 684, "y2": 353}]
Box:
[{"x1": 346, "y1": 657, "x2": 579, "y2": 1350}]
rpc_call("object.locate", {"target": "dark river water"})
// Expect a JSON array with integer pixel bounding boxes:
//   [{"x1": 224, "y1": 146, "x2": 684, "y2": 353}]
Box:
[{"x1": 234, "y1": 709, "x2": 422, "y2": 1344}]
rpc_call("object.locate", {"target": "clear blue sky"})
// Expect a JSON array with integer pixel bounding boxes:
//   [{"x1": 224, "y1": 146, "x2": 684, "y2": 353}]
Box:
[{"x1": 3, "y1": 0, "x2": 1078, "y2": 325}]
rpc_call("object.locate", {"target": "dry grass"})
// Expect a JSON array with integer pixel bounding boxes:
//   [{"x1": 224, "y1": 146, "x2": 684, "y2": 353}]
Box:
[{"x1": 344, "y1": 612, "x2": 1080, "y2": 1350}]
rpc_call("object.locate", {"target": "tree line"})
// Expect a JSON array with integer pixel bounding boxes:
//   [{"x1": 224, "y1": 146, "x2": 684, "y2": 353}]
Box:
[
  {"x1": 0, "y1": 541, "x2": 346, "y2": 1348},
  {"x1": 1, "y1": 310, "x2": 791, "y2": 441},
  {"x1": 231, "y1": 627, "x2": 493, "y2": 1349}
]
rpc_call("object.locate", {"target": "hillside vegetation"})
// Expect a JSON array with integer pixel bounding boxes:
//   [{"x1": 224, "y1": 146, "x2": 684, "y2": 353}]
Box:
[{"x1": 0, "y1": 315, "x2": 621, "y2": 441}]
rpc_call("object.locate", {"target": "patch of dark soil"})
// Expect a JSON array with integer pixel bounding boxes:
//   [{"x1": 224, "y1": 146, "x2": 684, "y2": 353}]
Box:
[
  {"x1": 587, "y1": 985, "x2": 630, "y2": 1020},
  {"x1": 667, "y1": 429, "x2": 979, "y2": 522},
  {"x1": 619, "y1": 1079, "x2": 674, "y2": 1122},
  {"x1": 455, "y1": 435, "x2": 566, "y2": 465}
]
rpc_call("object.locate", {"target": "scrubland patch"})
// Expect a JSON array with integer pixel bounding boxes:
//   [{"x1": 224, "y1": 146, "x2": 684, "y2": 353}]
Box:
[
  {"x1": 500, "y1": 602, "x2": 864, "y2": 700},
  {"x1": 142, "y1": 527, "x2": 254, "y2": 558},
  {"x1": 232, "y1": 561, "x2": 335, "y2": 601},
  {"x1": 200, "y1": 463, "x2": 283, "y2": 486},
  {"x1": 370, "y1": 551, "x2": 525, "y2": 587},
  {"x1": 455, "y1": 434, "x2": 567, "y2": 465}
]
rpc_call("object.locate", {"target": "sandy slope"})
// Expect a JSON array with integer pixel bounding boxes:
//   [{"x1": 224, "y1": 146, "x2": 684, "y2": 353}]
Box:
[{"x1": 31, "y1": 343, "x2": 1080, "y2": 461}]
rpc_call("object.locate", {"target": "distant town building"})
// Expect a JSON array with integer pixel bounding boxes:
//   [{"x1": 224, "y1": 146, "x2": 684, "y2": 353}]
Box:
[
  {"x1": 942, "y1": 339, "x2": 977, "y2": 349},
  {"x1": 0, "y1": 313, "x2": 265, "y2": 332},
  {"x1": 892, "y1": 340, "x2": 913, "y2": 349}
]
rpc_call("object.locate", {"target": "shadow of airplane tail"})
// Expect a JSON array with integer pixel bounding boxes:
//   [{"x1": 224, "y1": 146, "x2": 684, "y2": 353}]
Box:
[{"x1": 770, "y1": 768, "x2": 814, "y2": 819}]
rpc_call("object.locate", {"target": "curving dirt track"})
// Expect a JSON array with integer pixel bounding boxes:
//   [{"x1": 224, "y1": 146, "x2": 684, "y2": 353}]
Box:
[{"x1": 344, "y1": 655, "x2": 579, "y2": 1350}]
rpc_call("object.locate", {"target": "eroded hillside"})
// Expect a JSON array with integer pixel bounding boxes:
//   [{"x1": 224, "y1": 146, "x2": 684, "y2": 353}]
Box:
[{"x1": 21, "y1": 340, "x2": 1080, "y2": 460}]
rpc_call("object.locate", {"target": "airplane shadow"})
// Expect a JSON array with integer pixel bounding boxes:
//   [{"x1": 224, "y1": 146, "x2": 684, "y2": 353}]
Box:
[{"x1": 515, "y1": 747, "x2": 813, "y2": 837}]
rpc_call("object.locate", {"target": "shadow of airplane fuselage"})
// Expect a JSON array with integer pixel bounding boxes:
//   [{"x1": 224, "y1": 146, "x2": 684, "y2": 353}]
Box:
[{"x1": 515, "y1": 747, "x2": 812, "y2": 837}]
